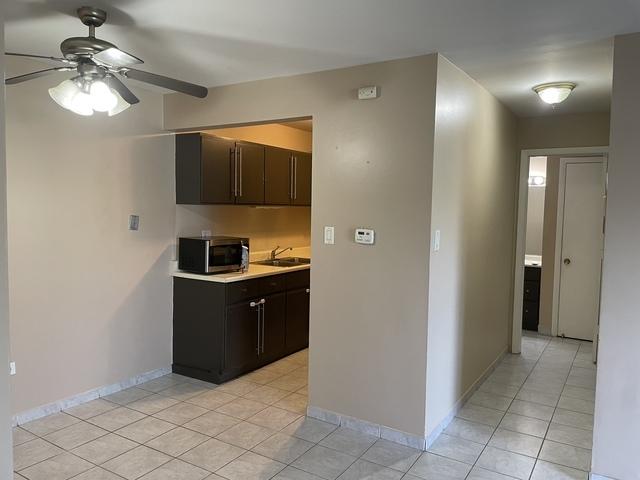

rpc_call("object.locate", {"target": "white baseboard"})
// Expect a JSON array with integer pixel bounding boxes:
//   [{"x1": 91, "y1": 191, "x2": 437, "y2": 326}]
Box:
[
  {"x1": 425, "y1": 347, "x2": 508, "y2": 448},
  {"x1": 307, "y1": 406, "x2": 426, "y2": 450},
  {"x1": 537, "y1": 324, "x2": 552, "y2": 336},
  {"x1": 12, "y1": 366, "x2": 171, "y2": 427},
  {"x1": 590, "y1": 474, "x2": 617, "y2": 480}
]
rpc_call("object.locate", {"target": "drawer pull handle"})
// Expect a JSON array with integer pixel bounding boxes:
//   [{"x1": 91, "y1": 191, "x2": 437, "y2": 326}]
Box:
[{"x1": 306, "y1": 288, "x2": 310, "y2": 294}]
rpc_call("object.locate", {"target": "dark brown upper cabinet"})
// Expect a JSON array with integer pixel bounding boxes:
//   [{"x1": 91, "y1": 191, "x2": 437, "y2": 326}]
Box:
[
  {"x1": 176, "y1": 133, "x2": 310, "y2": 206},
  {"x1": 175, "y1": 133, "x2": 265, "y2": 205}
]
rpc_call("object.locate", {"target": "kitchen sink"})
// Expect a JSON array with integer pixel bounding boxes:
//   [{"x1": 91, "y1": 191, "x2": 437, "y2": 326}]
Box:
[{"x1": 252, "y1": 257, "x2": 311, "y2": 267}]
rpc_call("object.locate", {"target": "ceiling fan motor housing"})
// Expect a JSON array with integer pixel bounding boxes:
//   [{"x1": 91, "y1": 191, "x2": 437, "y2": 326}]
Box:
[{"x1": 77, "y1": 6, "x2": 107, "y2": 28}]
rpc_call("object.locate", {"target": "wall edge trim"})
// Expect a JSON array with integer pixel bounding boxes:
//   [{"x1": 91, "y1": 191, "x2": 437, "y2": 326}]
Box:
[{"x1": 12, "y1": 366, "x2": 171, "y2": 426}]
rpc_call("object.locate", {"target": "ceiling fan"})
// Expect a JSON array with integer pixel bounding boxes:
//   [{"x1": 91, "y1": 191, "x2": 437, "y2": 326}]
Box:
[{"x1": 4, "y1": 6, "x2": 208, "y2": 116}]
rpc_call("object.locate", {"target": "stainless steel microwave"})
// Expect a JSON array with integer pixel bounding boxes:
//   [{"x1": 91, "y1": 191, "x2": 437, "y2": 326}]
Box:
[{"x1": 178, "y1": 236, "x2": 249, "y2": 274}]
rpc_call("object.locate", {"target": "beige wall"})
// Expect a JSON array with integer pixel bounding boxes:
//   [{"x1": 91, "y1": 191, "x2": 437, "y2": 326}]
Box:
[
  {"x1": 0, "y1": 12, "x2": 14, "y2": 475},
  {"x1": 425, "y1": 56, "x2": 517, "y2": 436},
  {"x1": 6, "y1": 58, "x2": 175, "y2": 415},
  {"x1": 165, "y1": 54, "x2": 438, "y2": 436},
  {"x1": 538, "y1": 156, "x2": 560, "y2": 334},
  {"x1": 175, "y1": 123, "x2": 312, "y2": 258},
  {"x1": 518, "y1": 112, "x2": 610, "y2": 150},
  {"x1": 175, "y1": 205, "x2": 311, "y2": 256},
  {"x1": 592, "y1": 33, "x2": 640, "y2": 480}
]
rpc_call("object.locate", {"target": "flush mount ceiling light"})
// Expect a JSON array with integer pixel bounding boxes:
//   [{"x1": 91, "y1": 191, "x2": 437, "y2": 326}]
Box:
[
  {"x1": 5, "y1": 6, "x2": 208, "y2": 117},
  {"x1": 533, "y1": 82, "x2": 576, "y2": 105}
]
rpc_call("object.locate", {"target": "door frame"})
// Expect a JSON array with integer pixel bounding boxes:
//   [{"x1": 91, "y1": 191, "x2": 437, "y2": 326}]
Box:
[
  {"x1": 511, "y1": 146, "x2": 608, "y2": 354},
  {"x1": 552, "y1": 156, "x2": 607, "y2": 339}
]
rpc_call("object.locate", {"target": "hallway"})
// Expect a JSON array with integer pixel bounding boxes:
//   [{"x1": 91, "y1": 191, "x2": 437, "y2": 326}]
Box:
[{"x1": 420, "y1": 332, "x2": 596, "y2": 479}]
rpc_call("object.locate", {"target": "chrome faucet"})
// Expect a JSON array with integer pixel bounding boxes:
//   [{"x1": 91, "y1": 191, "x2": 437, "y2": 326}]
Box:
[{"x1": 271, "y1": 245, "x2": 293, "y2": 260}]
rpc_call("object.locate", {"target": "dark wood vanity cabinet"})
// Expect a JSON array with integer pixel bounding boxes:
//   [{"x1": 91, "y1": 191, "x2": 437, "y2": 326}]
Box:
[
  {"x1": 522, "y1": 266, "x2": 541, "y2": 331},
  {"x1": 173, "y1": 270, "x2": 310, "y2": 384},
  {"x1": 176, "y1": 133, "x2": 311, "y2": 206}
]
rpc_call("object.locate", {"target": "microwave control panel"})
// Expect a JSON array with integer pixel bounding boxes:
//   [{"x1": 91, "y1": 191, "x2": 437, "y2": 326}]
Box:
[{"x1": 355, "y1": 228, "x2": 375, "y2": 245}]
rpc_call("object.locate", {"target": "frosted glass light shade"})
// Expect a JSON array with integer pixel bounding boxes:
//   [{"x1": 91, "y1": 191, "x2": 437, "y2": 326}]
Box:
[
  {"x1": 533, "y1": 82, "x2": 576, "y2": 105},
  {"x1": 108, "y1": 89, "x2": 131, "y2": 116},
  {"x1": 48, "y1": 78, "x2": 131, "y2": 116},
  {"x1": 89, "y1": 80, "x2": 118, "y2": 112}
]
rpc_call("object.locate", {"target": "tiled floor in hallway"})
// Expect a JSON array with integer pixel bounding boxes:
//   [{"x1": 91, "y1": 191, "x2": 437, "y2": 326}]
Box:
[{"x1": 12, "y1": 333, "x2": 596, "y2": 480}]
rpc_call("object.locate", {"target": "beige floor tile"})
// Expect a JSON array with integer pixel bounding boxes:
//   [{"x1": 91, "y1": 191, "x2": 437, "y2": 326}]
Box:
[
  {"x1": 159, "y1": 382, "x2": 212, "y2": 402},
  {"x1": 128, "y1": 394, "x2": 181, "y2": 415},
  {"x1": 252, "y1": 432, "x2": 314, "y2": 464},
  {"x1": 360, "y1": 438, "x2": 421, "y2": 473},
  {"x1": 243, "y1": 368, "x2": 285, "y2": 386},
  {"x1": 138, "y1": 376, "x2": 185, "y2": 393},
  {"x1": 469, "y1": 391, "x2": 513, "y2": 412},
  {"x1": 13, "y1": 438, "x2": 64, "y2": 471},
  {"x1": 183, "y1": 410, "x2": 240, "y2": 436},
  {"x1": 145, "y1": 426, "x2": 209, "y2": 457},
  {"x1": 444, "y1": 418, "x2": 495, "y2": 444},
  {"x1": 64, "y1": 399, "x2": 118, "y2": 420},
  {"x1": 456, "y1": 404, "x2": 504, "y2": 427},
  {"x1": 153, "y1": 402, "x2": 208, "y2": 425},
  {"x1": 138, "y1": 458, "x2": 210, "y2": 480},
  {"x1": 291, "y1": 445, "x2": 356, "y2": 480},
  {"x1": 552, "y1": 409, "x2": 594, "y2": 431},
  {"x1": 487, "y1": 428, "x2": 543, "y2": 457},
  {"x1": 338, "y1": 459, "x2": 403, "y2": 480},
  {"x1": 478, "y1": 381, "x2": 520, "y2": 399},
  {"x1": 44, "y1": 421, "x2": 109, "y2": 450},
  {"x1": 476, "y1": 446, "x2": 535, "y2": 480},
  {"x1": 216, "y1": 398, "x2": 268, "y2": 420},
  {"x1": 546, "y1": 423, "x2": 593, "y2": 449},
  {"x1": 467, "y1": 466, "x2": 518, "y2": 479},
  {"x1": 19, "y1": 452, "x2": 93, "y2": 480},
  {"x1": 103, "y1": 387, "x2": 152, "y2": 405},
  {"x1": 179, "y1": 438, "x2": 246, "y2": 472},
  {"x1": 187, "y1": 390, "x2": 237, "y2": 410},
  {"x1": 274, "y1": 393, "x2": 308, "y2": 414},
  {"x1": 217, "y1": 421, "x2": 275, "y2": 450},
  {"x1": 12, "y1": 427, "x2": 36, "y2": 447},
  {"x1": 248, "y1": 406, "x2": 301, "y2": 431},
  {"x1": 538, "y1": 440, "x2": 591, "y2": 471},
  {"x1": 103, "y1": 445, "x2": 172, "y2": 480},
  {"x1": 498, "y1": 413, "x2": 549, "y2": 438},
  {"x1": 427, "y1": 433, "x2": 484, "y2": 464},
  {"x1": 216, "y1": 379, "x2": 261, "y2": 396},
  {"x1": 530, "y1": 459, "x2": 588, "y2": 479},
  {"x1": 557, "y1": 396, "x2": 595, "y2": 415},
  {"x1": 243, "y1": 385, "x2": 290, "y2": 405},
  {"x1": 281, "y1": 417, "x2": 337, "y2": 443},
  {"x1": 88, "y1": 407, "x2": 147, "y2": 431},
  {"x1": 296, "y1": 386, "x2": 309, "y2": 396},
  {"x1": 515, "y1": 389, "x2": 560, "y2": 407},
  {"x1": 71, "y1": 432, "x2": 138, "y2": 464},
  {"x1": 21, "y1": 412, "x2": 80, "y2": 437},
  {"x1": 407, "y1": 452, "x2": 471, "y2": 480},
  {"x1": 273, "y1": 466, "x2": 324, "y2": 479},
  {"x1": 217, "y1": 451, "x2": 286, "y2": 480},
  {"x1": 115, "y1": 416, "x2": 175, "y2": 443},
  {"x1": 561, "y1": 386, "x2": 596, "y2": 402},
  {"x1": 507, "y1": 400, "x2": 554, "y2": 421},
  {"x1": 267, "y1": 374, "x2": 307, "y2": 392},
  {"x1": 72, "y1": 467, "x2": 124, "y2": 480},
  {"x1": 264, "y1": 359, "x2": 300, "y2": 375}
]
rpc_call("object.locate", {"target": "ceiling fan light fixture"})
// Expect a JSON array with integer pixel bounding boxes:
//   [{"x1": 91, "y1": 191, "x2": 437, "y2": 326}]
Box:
[
  {"x1": 108, "y1": 89, "x2": 131, "y2": 117},
  {"x1": 533, "y1": 82, "x2": 576, "y2": 105},
  {"x1": 89, "y1": 80, "x2": 118, "y2": 112}
]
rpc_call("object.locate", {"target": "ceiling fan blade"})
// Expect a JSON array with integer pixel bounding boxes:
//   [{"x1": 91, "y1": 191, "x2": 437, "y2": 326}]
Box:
[
  {"x1": 93, "y1": 47, "x2": 143, "y2": 67},
  {"x1": 5, "y1": 67, "x2": 71, "y2": 85},
  {"x1": 5, "y1": 52, "x2": 72, "y2": 65},
  {"x1": 106, "y1": 74, "x2": 140, "y2": 105},
  {"x1": 121, "y1": 68, "x2": 208, "y2": 98}
]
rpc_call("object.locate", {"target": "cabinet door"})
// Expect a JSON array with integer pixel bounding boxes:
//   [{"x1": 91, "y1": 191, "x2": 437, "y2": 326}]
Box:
[
  {"x1": 202, "y1": 135, "x2": 235, "y2": 204},
  {"x1": 224, "y1": 301, "x2": 260, "y2": 375},
  {"x1": 265, "y1": 146, "x2": 293, "y2": 205},
  {"x1": 236, "y1": 142, "x2": 265, "y2": 205},
  {"x1": 292, "y1": 152, "x2": 312, "y2": 206},
  {"x1": 260, "y1": 292, "x2": 286, "y2": 364},
  {"x1": 285, "y1": 287, "x2": 310, "y2": 354}
]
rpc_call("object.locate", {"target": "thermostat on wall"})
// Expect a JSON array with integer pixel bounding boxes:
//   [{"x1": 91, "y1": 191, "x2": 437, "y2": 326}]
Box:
[{"x1": 355, "y1": 228, "x2": 375, "y2": 245}]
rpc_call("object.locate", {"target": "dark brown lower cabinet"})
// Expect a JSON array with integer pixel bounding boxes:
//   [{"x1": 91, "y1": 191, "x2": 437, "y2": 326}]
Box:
[{"x1": 173, "y1": 269, "x2": 310, "y2": 384}]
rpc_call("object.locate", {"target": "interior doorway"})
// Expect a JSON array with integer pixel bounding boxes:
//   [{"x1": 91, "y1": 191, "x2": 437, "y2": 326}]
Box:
[{"x1": 512, "y1": 147, "x2": 608, "y2": 355}]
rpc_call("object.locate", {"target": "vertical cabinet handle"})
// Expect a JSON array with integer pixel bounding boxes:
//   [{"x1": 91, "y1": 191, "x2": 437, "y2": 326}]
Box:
[
  {"x1": 261, "y1": 299, "x2": 266, "y2": 354},
  {"x1": 294, "y1": 156, "x2": 298, "y2": 200},
  {"x1": 239, "y1": 147, "x2": 243, "y2": 197},
  {"x1": 251, "y1": 299, "x2": 267, "y2": 355},
  {"x1": 305, "y1": 288, "x2": 310, "y2": 294},
  {"x1": 290, "y1": 155, "x2": 294, "y2": 200}
]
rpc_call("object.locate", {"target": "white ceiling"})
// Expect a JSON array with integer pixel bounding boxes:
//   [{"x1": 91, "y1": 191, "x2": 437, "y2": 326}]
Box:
[{"x1": 6, "y1": 0, "x2": 640, "y2": 117}]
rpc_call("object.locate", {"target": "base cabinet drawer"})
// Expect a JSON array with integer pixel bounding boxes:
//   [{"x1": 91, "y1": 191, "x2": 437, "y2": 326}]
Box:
[{"x1": 285, "y1": 287, "x2": 310, "y2": 355}]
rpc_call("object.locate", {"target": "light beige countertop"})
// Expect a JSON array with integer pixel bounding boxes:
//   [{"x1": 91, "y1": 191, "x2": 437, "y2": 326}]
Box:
[{"x1": 173, "y1": 263, "x2": 310, "y2": 283}]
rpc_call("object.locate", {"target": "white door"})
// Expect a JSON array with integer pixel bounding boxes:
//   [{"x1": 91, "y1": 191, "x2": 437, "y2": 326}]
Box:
[{"x1": 557, "y1": 159, "x2": 605, "y2": 341}]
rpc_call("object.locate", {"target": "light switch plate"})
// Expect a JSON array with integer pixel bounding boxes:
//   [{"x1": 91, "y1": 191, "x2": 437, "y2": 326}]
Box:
[
  {"x1": 358, "y1": 85, "x2": 379, "y2": 100},
  {"x1": 128, "y1": 215, "x2": 139, "y2": 231},
  {"x1": 9, "y1": 362, "x2": 16, "y2": 376},
  {"x1": 434, "y1": 230, "x2": 441, "y2": 251},
  {"x1": 324, "y1": 226, "x2": 335, "y2": 245}
]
